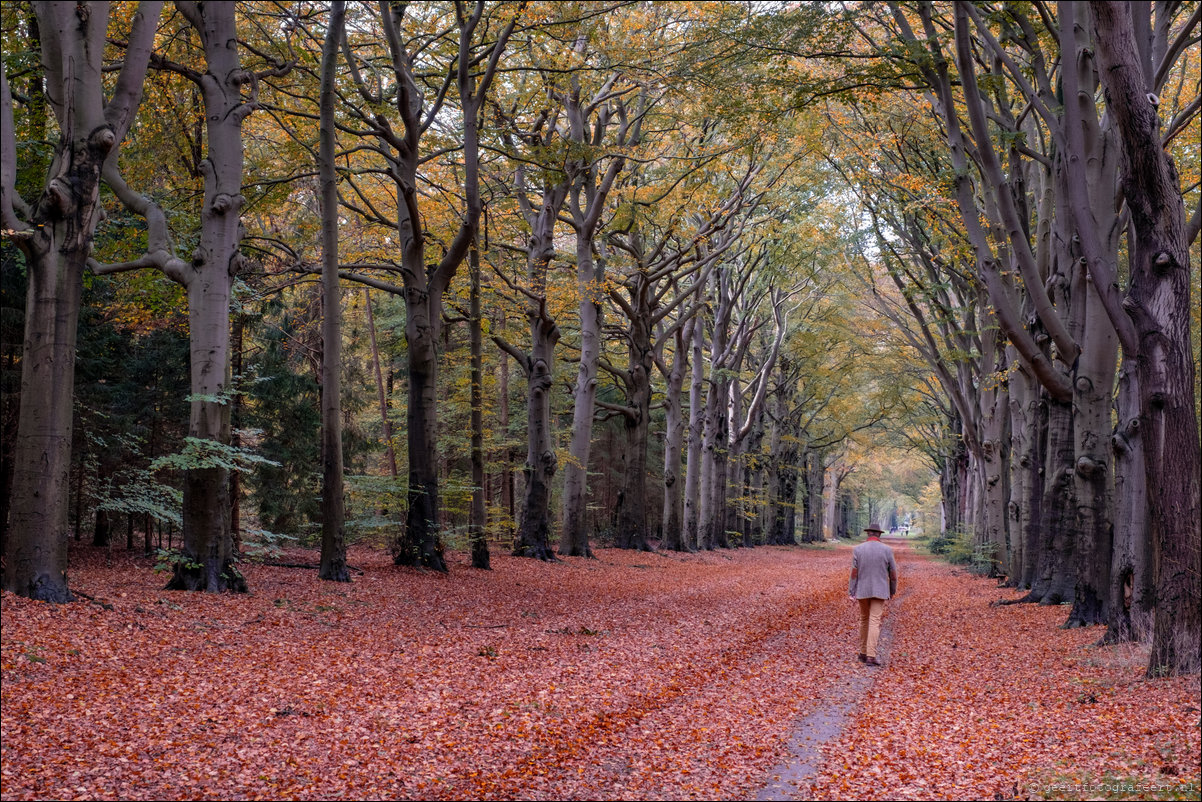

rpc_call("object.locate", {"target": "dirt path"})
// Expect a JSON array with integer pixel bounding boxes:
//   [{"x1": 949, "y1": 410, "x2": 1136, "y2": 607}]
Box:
[
  {"x1": 752, "y1": 537, "x2": 910, "y2": 802},
  {"x1": 803, "y1": 545, "x2": 1200, "y2": 801},
  {"x1": 752, "y1": 591, "x2": 902, "y2": 801}
]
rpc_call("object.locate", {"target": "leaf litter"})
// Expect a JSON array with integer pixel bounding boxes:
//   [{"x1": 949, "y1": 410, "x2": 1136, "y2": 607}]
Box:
[{"x1": 1, "y1": 541, "x2": 1197, "y2": 801}]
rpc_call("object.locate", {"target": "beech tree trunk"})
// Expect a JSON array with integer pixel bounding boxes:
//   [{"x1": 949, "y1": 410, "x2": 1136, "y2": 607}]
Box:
[
  {"x1": 317, "y1": 0, "x2": 349, "y2": 583},
  {"x1": 513, "y1": 311, "x2": 560, "y2": 561},
  {"x1": 659, "y1": 322, "x2": 690, "y2": 551},
  {"x1": 1007, "y1": 362, "x2": 1040, "y2": 586},
  {"x1": 1105, "y1": 359, "x2": 1153, "y2": 643},
  {"x1": 683, "y1": 310, "x2": 706, "y2": 550},
  {"x1": 1, "y1": 1, "x2": 161, "y2": 601},
  {"x1": 5, "y1": 237, "x2": 89, "y2": 601},
  {"x1": 1064, "y1": 278, "x2": 1118, "y2": 626},
  {"x1": 165, "y1": 1, "x2": 253, "y2": 593},
  {"x1": 1091, "y1": 0, "x2": 1200, "y2": 675},
  {"x1": 977, "y1": 328, "x2": 1009, "y2": 575},
  {"x1": 700, "y1": 364, "x2": 730, "y2": 550},
  {"x1": 1027, "y1": 399, "x2": 1078, "y2": 605},
  {"x1": 613, "y1": 311, "x2": 655, "y2": 552},
  {"x1": 560, "y1": 272, "x2": 601, "y2": 557}
]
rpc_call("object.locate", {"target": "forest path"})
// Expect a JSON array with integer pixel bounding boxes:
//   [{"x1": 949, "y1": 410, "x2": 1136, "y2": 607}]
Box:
[
  {"x1": 2, "y1": 540, "x2": 1197, "y2": 801},
  {"x1": 791, "y1": 546, "x2": 1200, "y2": 801},
  {"x1": 751, "y1": 543, "x2": 908, "y2": 801}
]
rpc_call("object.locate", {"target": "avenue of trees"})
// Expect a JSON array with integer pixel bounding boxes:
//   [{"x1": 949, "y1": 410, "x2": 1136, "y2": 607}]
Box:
[{"x1": 1, "y1": 1, "x2": 1198, "y2": 677}]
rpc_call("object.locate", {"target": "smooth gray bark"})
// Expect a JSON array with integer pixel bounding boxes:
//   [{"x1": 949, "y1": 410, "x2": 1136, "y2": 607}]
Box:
[
  {"x1": 659, "y1": 320, "x2": 691, "y2": 551},
  {"x1": 318, "y1": 0, "x2": 349, "y2": 583},
  {"x1": 157, "y1": 1, "x2": 253, "y2": 593},
  {"x1": 2, "y1": 1, "x2": 162, "y2": 601}
]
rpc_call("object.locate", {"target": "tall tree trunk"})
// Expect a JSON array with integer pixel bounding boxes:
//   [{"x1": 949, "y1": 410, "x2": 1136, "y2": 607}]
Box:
[
  {"x1": 800, "y1": 449, "x2": 826, "y2": 544},
  {"x1": 513, "y1": 311, "x2": 559, "y2": 561},
  {"x1": 400, "y1": 308, "x2": 446, "y2": 570},
  {"x1": 768, "y1": 361, "x2": 798, "y2": 546},
  {"x1": 468, "y1": 242, "x2": 489, "y2": 569},
  {"x1": 770, "y1": 445, "x2": 800, "y2": 546},
  {"x1": 1090, "y1": 0, "x2": 1200, "y2": 677},
  {"x1": 700, "y1": 270, "x2": 733, "y2": 550},
  {"x1": 1013, "y1": 376, "x2": 1048, "y2": 590},
  {"x1": 166, "y1": 1, "x2": 252, "y2": 593},
  {"x1": 1056, "y1": 21, "x2": 1123, "y2": 625},
  {"x1": 1065, "y1": 280, "x2": 1118, "y2": 626},
  {"x1": 5, "y1": 236, "x2": 89, "y2": 601},
  {"x1": 613, "y1": 311, "x2": 654, "y2": 551},
  {"x1": 559, "y1": 249, "x2": 603, "y2": 558},
  {"x1": 317, "y1": 0, "x2": 349, "y2": 583},
  {"x1": 701, "y1": 368, "x2": 730, "y2": 550},
  {"x1": 660, "y1": 323, "x2": 689, "y2": 551},
  {"x1": 2, "y1": 1, "x2": 162, "y2": 601},
  {"x1": 1007, "y1": 362, "x2": 1037, "y2": 585},
  {"x1": 977, "y1": 327, "x2": 1010, "y2": 575},
  {"x1": 683, "y1": 308, "x2": 706, "y2": 549},
  {"x1": 1026, "y1": 399, "x2": 1077, "y2": 605},
  {"x1": 1104, "y1": 359, "x2": 1153, "y2": 643}
]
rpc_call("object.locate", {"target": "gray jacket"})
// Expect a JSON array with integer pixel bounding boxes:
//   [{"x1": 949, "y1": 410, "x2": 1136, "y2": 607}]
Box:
[{"x1": 849, "y1": 539, "x2": 898, "y2": 599}]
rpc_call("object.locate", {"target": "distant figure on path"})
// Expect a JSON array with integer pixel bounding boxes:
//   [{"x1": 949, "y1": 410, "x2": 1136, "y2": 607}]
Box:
[{"x1": 848, "y1": 522, "x2": 898, "y2": 667}]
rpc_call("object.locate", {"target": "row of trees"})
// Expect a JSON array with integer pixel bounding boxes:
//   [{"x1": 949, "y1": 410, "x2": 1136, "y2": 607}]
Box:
[
  {"x1": 827, "y1": 1, "x2": 1199, "y2": 675},
  {"x1": 1, "y1": 2, "x2": 1198, "y2": 678},
  {"x1": 1, "y1": 1, "x2": 889, "y2": 589}
]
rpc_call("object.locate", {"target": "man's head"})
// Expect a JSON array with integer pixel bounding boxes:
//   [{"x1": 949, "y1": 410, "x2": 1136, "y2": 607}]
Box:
[{"x1": 864, "y1": 522, "x2": 885, "y2": 538}]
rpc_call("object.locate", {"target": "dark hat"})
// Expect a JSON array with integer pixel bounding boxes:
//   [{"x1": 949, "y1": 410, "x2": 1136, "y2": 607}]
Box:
[{"x1": 864, "y1": 522, "x2": 885, "y2": 534}]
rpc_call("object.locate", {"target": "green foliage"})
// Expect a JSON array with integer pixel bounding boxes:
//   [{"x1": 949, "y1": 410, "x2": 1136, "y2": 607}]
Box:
[
  {"x1": 150, "y1": 436, "x2": 281, "y2": 474},
  {"x1": 925, "y1": 525, "x2": 996, "y2": 574},
  {"x1": 243, "y1": 312, "x2": 322, "y2": 536},
  {"x1": 344, "y1": 474, "x2": 407, "y2": 548},
  {"x1": 153, "y1": 548, "x2": 202, "y2": 574},
  {"x1": 184, "y1": 388, "x2": 241, "y2": 406},
  {"x1": 95, "y1": 466, "x2": 183, "y2": 528},
  {"x1": 68, "y1": 279, "x2": 191, "y2": 538},
  {"x1": 240, "y1": 527, "x2": 299, "y2": 561}
]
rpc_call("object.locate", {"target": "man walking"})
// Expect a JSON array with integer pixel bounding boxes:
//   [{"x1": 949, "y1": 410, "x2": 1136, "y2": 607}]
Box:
[{"x1": 848, "y1": 522, "x2": 898, "y2": 666}]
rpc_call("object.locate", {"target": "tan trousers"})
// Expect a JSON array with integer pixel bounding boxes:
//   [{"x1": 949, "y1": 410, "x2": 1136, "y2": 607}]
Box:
[{"x1": 858, "y1": 598, "x2": 885, "y2": 658}]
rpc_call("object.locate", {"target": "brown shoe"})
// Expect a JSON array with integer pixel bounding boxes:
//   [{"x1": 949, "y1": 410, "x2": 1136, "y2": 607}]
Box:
[
  {"x1": 857, "y1": 653, "x2": 867, "y2": 663},
  {"x1": 866, "y1": 656, "x2": 881, "y2": 666}
]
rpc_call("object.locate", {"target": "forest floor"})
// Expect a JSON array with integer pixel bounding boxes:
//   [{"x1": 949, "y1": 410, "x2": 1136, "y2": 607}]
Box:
[{"x1": 1, "y1": 538, "x2": 1198, "y2": 801}]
